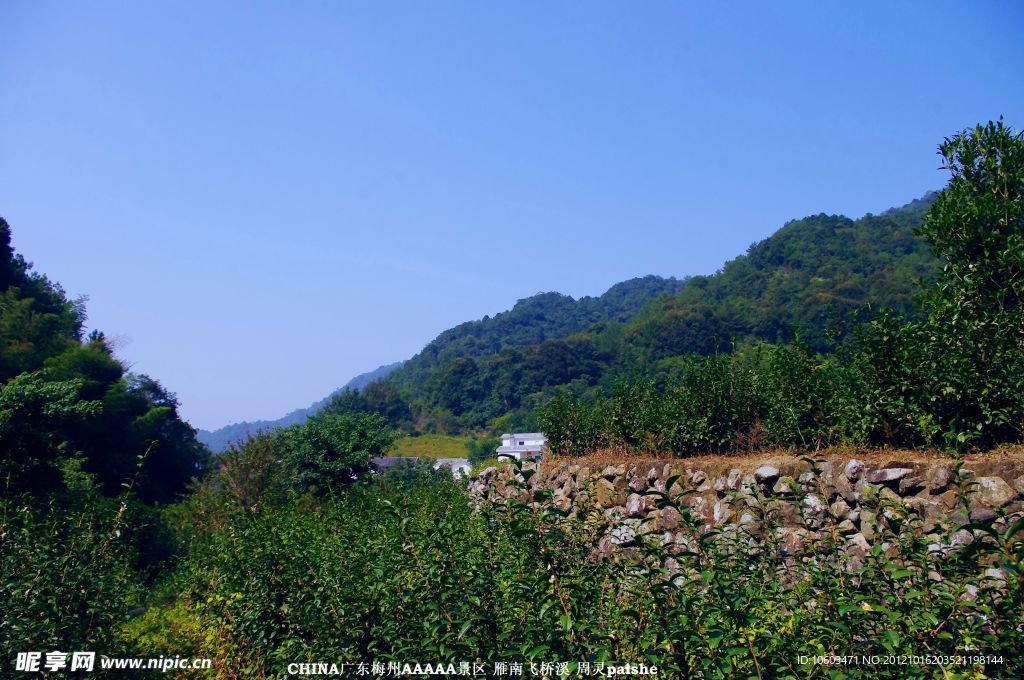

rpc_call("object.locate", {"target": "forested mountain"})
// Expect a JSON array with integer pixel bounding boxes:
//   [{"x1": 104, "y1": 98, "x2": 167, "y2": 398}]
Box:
[
  {"x1": 623, "y1": 194, "x2": 938, "y2": 362},
  {"x1": 197, "y1": 361, "x2": 403, "y2": 452},
  {"x1": 0, "y1": 218, "x2": 207, "y2": 502},
  {"x1": 199, "y1": 277, "x2": 687, "y2": 446},
  {"x1": 387, "y1": 275, "x2": 687, "y2": 394},
  {"x1": 368, "y1": 194, "x2": 940, "y2": 432},
  {"x1": 200, "y1": 195, "x2": 939, "y2": 440}
]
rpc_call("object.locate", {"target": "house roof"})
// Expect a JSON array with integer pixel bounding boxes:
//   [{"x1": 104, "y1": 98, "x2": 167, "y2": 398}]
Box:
[
  {"x1": 501, "y1": 432, "x2": 545, "y2": 439},
  {"x1": 371, "y1": 456, "x2": 419, "y2": 470}
]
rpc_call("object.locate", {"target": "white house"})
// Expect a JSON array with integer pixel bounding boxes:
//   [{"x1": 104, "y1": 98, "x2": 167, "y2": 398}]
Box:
[{"x1": 495, "y1": 432, "x2": 546, "y2": 460}]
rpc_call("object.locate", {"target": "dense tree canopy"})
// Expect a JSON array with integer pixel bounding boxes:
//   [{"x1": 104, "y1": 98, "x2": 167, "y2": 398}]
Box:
[
  {"x1": 0, "y1": 218, "x2": 207, "y2": 501},
  {"x1": 388, "y1": 276, "x2": 687, "y2": 398},
  {"x1": 281, "y1": 412, "x2": 398, "y2": 490}
]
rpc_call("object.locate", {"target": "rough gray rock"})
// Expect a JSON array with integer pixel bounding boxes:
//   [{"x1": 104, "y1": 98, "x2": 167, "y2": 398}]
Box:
[
  {"x1": 609, "y1": 522, "x2": 637, "y2": 545},
  {"x1": 879, "y1": 486, "x2": 902, "y2": 503},
  {"x1": 973, "y1": 476, "x2": 1016, "y2": 508},
  {"x1": 846, "y1": 532, "x2": 870, "y2": 555},
  {"x1": 726, "y1": 468, "x2": 743, "y2": 490},
  {"x1": 628, "y1": 474, "x2": 648, "y2": 493},
  {"x1": 593, "y1": 478, "x2": 618, "y2": 506},
  {"x1": 830, "y1": 498, "x2": 851, "y2": 518},
  {"x1": 833, "y1": 474, "x2": 858, "y2": 503},
  {"x1": 899, "y1": 475, "x2": 927, "y2": 494},
  {"x1": 927, "y1": 465, "x2": 952, "y2": 492},
  {"x1": 656, "y1": 506, "x2": 681, "y2": 531},
  {"x1": 1013, "y1": 475, "x2": 1024, "y2": 496},
  {"x1": 802, "y1": 494, "x2": 826, "y2": 517},
  {"x1": 970, "y1": 506, "x2": 998, "y2": 522},
  {"x1": 844, "y1": 459, "x2": 865, "y2": 481},
  {"x1": 776, "y1": 527, "x2": 809, "y2": 555},
  {"x1": 860, "y1": 509, "x2": 878, "y2": 541},
  {"x1": 865, "y1": 467, "x2": 914, "y2": 485},
  {"x1": 713, "y1": 500, "x2": 733, "y2": 525},
  {"x1": 772, "y1": 476, "x2": 797, "y2": 494}
]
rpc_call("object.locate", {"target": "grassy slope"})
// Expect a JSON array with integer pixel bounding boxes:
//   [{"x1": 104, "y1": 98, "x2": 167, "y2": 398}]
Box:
[{"x1": 388, "y1": 434, "x2": 472, "y2": 458}]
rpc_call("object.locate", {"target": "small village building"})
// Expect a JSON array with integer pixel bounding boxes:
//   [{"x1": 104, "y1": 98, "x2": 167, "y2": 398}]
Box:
[{"x1": 495, "y1": 432, "x2": 546, "y2": 460}]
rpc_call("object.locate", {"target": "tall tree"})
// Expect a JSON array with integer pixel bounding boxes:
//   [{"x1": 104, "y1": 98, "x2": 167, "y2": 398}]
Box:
[
  {"x1": 914, "y1": 120, "x2": 1024, "y2": 446},
  {"x1": 0, "y1": 217, "x2": 208, "y2": 500}
]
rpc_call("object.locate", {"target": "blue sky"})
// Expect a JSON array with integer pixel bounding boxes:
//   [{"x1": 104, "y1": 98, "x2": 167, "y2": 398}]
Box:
[{"x1": 2, "y1": 2, "x2": 1022, "y2": 430}]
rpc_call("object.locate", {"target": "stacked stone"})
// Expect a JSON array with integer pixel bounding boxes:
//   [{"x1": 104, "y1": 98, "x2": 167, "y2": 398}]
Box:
[{"x1": 468, "y1": 457, "x2": 1024, "y2": 566}]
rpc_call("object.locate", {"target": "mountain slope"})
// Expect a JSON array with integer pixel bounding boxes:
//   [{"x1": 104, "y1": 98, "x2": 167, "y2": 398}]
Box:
[
  {"x1": 197, "y1": 361, "x2": 403, "y2": 452},
  {"x1": 202, "y1": 194, "x2": 939, "y2": 441},
  {"x1": 385, "y1": 195, "x2": 940, "y2": 431},
  {"x1": 388, "y1": 275, "x2": 688, "y2": 397},
  {"x1": 623, "y1": 194, "x2": 938, "y2": 361}
]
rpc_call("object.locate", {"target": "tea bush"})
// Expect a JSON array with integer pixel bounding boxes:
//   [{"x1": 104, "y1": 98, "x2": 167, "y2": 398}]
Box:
[
  {"x1": 541, "y1": 342, "x2": 870, "y2": 457},
  {"x1": 145, "y1": 463, "x2": 1023, "y2": 678},
  {"x1": 0, "y1": 489, "x2": 144, "y2": 654}
]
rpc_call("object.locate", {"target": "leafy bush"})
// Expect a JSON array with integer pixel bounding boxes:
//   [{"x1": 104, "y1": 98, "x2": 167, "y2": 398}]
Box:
[
  {"x1": 465, "y1": 435, "x2": 502, "y2": 463},
  {"x1": 159, "y1": 462, "x2": 1022, "y2": 678},
  {"x1": 165, "y1": 432, "x2": 297, "y2": 543},
  {"x1": 540, "y1": 342, "x2": 864, "y2": 457},
  {"x1": 281, "y1": 412, "x2": 397, "y2": 491},
  {"x1": 0, "y1": 490, "x2": 144, "y2": 654},
  {"x1": 0, "y1": 373, "x2": 101, "y2": 494},
  {"x1": 850, "y1": 121, "x2": 1024, "y2": 452},
  {"x1": 539, "y1": 389, "x2": 607, "y2": 456}
]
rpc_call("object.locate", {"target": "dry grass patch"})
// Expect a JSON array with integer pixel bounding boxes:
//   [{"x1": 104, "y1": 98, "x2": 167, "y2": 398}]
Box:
[{"x1": 544, "y1": 445, "x2": 1024, "y2": 480}]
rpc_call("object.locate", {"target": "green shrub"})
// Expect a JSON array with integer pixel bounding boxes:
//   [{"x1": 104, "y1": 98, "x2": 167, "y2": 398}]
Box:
[
  {"x1": 0, "y1": 490, "x2": 143, "y2": 653},
  {"x1": 465, "y1": 435, "x2": 502, "y2": 463},
  {"x1": 539, "y1": 389, "x2": 607, "y2": 456},
  {"x1": 282, "y1": 412, "x2": 398, "y2": 491},
  {"x1": 162, "y1": 461, "x2": 1022, "y2": 678}
]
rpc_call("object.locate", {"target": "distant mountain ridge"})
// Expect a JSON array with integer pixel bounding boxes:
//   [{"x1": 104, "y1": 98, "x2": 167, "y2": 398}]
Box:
[{"x1": 197, "y1": 361, "x2": 403, "y2": 452}]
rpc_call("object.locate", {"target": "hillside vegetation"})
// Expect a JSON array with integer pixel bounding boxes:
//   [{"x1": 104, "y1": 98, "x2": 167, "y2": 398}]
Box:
[
  {"x1": 2, "y1": 120, "x2": 1022, "y2": 679},
  {"x1": 0, "y1": 220, "x2": 206, "y2": 502},
  {"x1": 350, "y1": 194, "x2": 938, "y2": 435},
  {"x1": 197, "y1": 193, "x2": 937, "y2": 443},
  {"x1": 540, "y1": 121, "x2": 1023, "y2": 456}
]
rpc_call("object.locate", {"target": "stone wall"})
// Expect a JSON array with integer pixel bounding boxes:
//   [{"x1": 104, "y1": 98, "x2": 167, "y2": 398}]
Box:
[{"x1": 468, "y1": 455, "x2": 1024, "y2": 566}]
